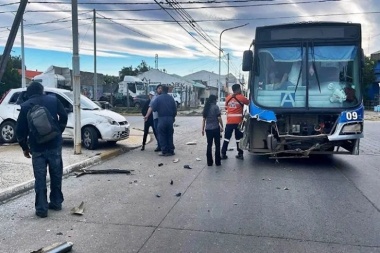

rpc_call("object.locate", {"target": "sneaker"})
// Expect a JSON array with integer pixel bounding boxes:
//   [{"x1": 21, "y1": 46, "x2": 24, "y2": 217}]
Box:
[
  {"x1": 235, "y1": 154, "x2": 244, "y2": 160},
  {"x1": 221, "y1": 154, "x2": 228, "y2": 160},
  {"x1": 48, "y1": 203, "x2": 62, "y2": 211},
  {"x1": 35, "y1": 212, "x2": 48, "y2": 218},
  {"x1": 154, "y1": 147, "x2": 161, "y2": 152}
]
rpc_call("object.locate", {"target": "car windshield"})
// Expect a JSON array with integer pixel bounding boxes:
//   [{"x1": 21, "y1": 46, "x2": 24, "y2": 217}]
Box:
[{"x1": 63, "y1": 91, "x2": 101, "y2": 110}]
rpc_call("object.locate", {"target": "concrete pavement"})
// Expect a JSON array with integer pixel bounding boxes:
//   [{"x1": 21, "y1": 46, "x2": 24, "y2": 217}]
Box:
[
  {"x1": 0, "y1": 128, "x2": 148, "y2": 203},
  {"x1": 0, "y1": 109, "x2": 378, "y2": 203}
]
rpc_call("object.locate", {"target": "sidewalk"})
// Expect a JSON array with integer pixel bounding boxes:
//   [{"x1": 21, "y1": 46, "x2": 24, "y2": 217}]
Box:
[{"x1": 0, "y1": 128, "x2": 147, "y2": 203}]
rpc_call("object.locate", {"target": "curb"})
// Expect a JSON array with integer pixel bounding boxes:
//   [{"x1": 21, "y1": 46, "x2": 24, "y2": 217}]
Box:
[{"x1": 0, "y1": 132, "x2": 147, "y2": 204}]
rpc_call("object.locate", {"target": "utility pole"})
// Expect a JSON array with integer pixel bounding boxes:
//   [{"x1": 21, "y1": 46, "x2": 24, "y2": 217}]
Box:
[
  {"x1": 93, "y1": 9, "x2": 97, "y2": 101},
  {"x1": 21, "y1": 18, "x2": 26, "y2": 87},
  {"x1": 72, "y1": 0, "x2": 81, "y2": 154},
  {"x1": 0, "y1": 0, "x2": 28, "y2": 83}
]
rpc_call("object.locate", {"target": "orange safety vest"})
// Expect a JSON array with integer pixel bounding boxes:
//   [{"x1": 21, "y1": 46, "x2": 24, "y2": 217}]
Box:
[{"x1": 225, "y1": 94, "x2": 249, "y2": 124}]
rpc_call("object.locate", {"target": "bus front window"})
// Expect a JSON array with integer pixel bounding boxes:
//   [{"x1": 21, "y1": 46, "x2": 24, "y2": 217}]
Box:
[{"x1": 253, "y1": 45, "x2": 361, "y2": 109}]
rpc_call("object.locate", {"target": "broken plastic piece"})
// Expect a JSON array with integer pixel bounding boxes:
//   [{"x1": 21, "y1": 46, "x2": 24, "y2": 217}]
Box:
[
  {"x1": 186, "y1": 141, "x2": 197, "y2": 145},
  {"x1": 156, "y1": 194, "x2": 161, "y2": 198},
  {"x1": 172, "y1": 158, "x2": 179, "y2": 163},
  {"x1": 31, "y1": 241, "x2": 73, "y2": 253},
  {"x1": 71, "y1": 201, "x2": 85, "y2": 215},
  {"x1": 170, "y1": 180, "x2": 173, "y2": 185},
  {"x1": 175, "y1": 193, "x2": 182, "y2": 197},
  {"x1": 183, "y1": 165, "x2": 192, "y2": 169},
  {"x1": 158, "y1": 163, "x2": 163, "y2": 167},
  {"x1": 195, "y1": 158, "x2": 201, "y2": 161}
]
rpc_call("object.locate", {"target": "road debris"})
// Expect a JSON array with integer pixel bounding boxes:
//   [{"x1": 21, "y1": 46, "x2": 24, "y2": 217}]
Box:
[
  {"x1": 183, "y1": 165, "x2": 192, "y2": 169},
  {"x1": 175, "y1": 192, "x2": 182, "y2": 197},
  {"x1": 284, "y1": 187, "x2": 289, "y2": 190},
  {"x1": 158, "y1": 163, "x2": 163, "y2": 167},
  {"x1": 195, "y1": 158, "x2": 201, "y2": 161},
  {"x1": 75, "y1": 169, "x2": 132, "y2": 177},
  {"x1": 170, "y1": 180, "x2": 173, "y2": 185},
  {"x1": 31, "y1": 241, "x2": 73, "y2": 253},
  {"x1": 186, "y1": 141, "x2": 197, "y2": 145},
  {"x1": 156, "y1": 194, "x2": 161, "y2": 198},
  {"x1": 71, "y1": 201, "x2": 85, "y2": 215},
  {"x1": 173, "y1": 158, "x2": 179, "y2": 163}
]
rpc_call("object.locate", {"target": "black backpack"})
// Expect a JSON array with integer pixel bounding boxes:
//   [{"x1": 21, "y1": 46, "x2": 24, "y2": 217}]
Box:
[{"x1": 27, "y1": 103, "x2": 60, "y2": 144}]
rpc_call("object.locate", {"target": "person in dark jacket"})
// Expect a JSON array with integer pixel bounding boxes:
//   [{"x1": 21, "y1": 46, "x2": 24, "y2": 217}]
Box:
[
  {"x1": 147, "y1": 85, "x2": 177, "y2": 156},
  {"x1": 141, "y1": 91, "x2": 157, "y2": 151},
  {"x1": 201, "y1": 95, "x2": 224, "y2": 166},
  {"x1": 16, "y1": 82, "x2": 68, "y2": 218}
]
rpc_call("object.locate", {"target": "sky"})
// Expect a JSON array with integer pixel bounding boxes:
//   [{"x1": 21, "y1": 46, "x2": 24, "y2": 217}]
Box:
[{"x1": 1, "y1": 0, "x2": 380, "y2": 79}]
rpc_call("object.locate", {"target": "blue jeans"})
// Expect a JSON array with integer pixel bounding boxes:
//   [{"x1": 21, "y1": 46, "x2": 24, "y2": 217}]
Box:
[
  {"x1": 153, "y1": 118, "x2": 161, "y2": 149},
  {"x1": 157, "y1": 116, "x2": 175, "y2": 154},
  {"x1": 32, "y1": 146, "x2": 64, "y2": 214}
]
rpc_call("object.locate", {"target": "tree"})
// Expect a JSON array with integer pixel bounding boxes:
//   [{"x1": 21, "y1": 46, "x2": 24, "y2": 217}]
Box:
[
  {"x1": 119, "y1": 66, "x2": 136, "y2": 80},
  {"x1": 363, "y1": 56, "x2": 376, "y2": 101},
  {"x1": 136, "y1": 60, "x2": 150, "y2": 74},
  {"x1": 0, "y1": 55, "x2": 22, "y2": 97},
  {"x1": 118, "y1": 61, "x2": 151, "y2": 80}
]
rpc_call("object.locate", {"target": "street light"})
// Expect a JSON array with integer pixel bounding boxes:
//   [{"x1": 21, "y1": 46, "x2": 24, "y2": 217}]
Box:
[{"x1": 218, "y1": 23, "x2": 249, "y2": 103}]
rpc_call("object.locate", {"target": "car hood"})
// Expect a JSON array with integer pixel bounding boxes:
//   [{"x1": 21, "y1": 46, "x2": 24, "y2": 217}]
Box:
[{"x1": 92, "y1": 109, "x2": 127, "y2": 122}]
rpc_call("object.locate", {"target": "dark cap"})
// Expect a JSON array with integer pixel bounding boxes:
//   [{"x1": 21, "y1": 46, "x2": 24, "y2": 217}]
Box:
[{"x1": 27, "y1": 81, "x2": 44, "y2": 97}]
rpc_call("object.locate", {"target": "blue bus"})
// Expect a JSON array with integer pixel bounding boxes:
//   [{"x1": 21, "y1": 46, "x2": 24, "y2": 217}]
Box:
[{"x1": 241, "y1": 22, "x2": 364, "y2": 158}]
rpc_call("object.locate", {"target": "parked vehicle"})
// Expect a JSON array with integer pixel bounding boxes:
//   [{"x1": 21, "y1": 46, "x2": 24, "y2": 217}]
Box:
[
  {"x1": 0, "y1": 87, "x2": 130, "y2": 150},
  {"x1": 168, "y1": 93, "x2": 181, "y2": 107},
  {"x1": 133, "y1": 94, "x2": 149, "y2": 108}
]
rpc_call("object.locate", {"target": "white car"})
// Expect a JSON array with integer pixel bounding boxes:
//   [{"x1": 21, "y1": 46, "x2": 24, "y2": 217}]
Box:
[{"x1": 0, "y1": 87, "x2": 130, "y2": 150}]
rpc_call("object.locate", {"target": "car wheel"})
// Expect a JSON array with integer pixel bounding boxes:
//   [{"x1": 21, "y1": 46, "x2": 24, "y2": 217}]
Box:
[
  {"x1": 82, "y1": 126, "x2": 98, "y2": 150},
  {"x1": 134, "y1": 102, "x2": 141, "y2": 109},
  {"x1": 0, "y1": 121, "x2": 17, "y2": 143}
]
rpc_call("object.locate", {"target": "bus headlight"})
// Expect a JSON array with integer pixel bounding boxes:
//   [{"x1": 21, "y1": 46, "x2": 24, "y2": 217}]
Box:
[{"x1": 341, "y1": 122, "x2": 362, "y2": 134}]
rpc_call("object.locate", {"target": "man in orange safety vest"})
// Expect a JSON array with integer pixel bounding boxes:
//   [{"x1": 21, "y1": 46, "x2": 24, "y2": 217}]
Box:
[{"x1": 221, "y1": 84, "x2": 249, "y2": 160}]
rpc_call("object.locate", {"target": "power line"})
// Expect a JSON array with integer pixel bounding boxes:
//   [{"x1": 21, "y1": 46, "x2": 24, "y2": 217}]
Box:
[
  {"x1": 23, "y1": 0, "x2": 343, "y2": 12},
  {"x1": 154, "y1": 0, "x2": 217, "y2": 56}
]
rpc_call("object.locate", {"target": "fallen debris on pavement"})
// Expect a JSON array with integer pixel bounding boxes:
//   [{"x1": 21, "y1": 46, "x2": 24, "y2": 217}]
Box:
[
  {"x1": 71, "y1": 201, "x2": 85, "y2": 215},
  {"x1": 75, "y1": 169, "x2": 132, "y2": 177},
  {"x1": 31, "y1": 241, "x2": 73, "y2": 253}
]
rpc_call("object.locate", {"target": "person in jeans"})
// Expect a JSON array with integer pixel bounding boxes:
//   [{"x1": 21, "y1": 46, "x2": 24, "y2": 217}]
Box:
[
  {"x1": 148, "y1": 85, "x2": 177, "y2": 156},
  {"x1": 144, "y1": 85, "x2": 162, "y2": 152},
  {"x1": 221, "y1": 84, "x2": 249, "y2": 160},
  {"x1": 16, "y1": 82, "x2": 68, "y2": 218},
  {"x1": 141, "y1": 91, "x2": 157, "y2": 151},
  {"x1": 201, "y1": 95, "x2": 224, "y2": 166}
]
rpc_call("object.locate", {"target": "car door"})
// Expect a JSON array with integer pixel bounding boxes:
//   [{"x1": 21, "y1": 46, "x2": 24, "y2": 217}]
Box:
[{"x1": 45, "y1": 92, "x2": 74, "y2": 139}]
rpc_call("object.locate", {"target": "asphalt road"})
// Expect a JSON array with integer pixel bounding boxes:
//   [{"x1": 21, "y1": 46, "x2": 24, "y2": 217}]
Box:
[{"x1": 0, "y1": 116, "x2": 379, "y2": 253}]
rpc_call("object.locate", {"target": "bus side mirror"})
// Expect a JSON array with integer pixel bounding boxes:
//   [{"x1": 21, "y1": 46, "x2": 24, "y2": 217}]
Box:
[{"x1": 242, "y1": 50, "x2": 253, "y2": 72}]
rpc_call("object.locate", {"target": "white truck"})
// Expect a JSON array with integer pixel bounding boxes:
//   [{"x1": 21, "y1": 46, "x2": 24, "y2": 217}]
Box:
[{"x1": 32, "y1": 73, "x2": 68, "y2": 89}]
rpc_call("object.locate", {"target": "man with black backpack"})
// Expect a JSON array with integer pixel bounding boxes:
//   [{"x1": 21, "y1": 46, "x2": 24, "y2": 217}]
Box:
[
  {"x1": 221, "y1": 84, "x2": 249, "y2": 160},
  {"x1": 16, "y1": 82, "x2": 68, "y2": 218}
]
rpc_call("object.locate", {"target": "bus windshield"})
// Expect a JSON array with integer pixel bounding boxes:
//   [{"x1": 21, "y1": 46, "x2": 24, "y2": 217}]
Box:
[{"x1": 253, "y1": 45, "x2": 361, "y2": 109}]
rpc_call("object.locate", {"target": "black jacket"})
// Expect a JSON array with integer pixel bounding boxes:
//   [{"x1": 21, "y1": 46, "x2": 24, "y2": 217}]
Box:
[{"x1": 16, "y1": 94, "x2": 68, "y2": 152}]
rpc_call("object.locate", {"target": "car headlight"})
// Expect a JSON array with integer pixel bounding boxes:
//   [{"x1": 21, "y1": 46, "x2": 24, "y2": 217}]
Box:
[
  {"x1": 341, "y1": 122, "x2": 362, "y2": 134},
  {"x1": 103, "y1": 116, "x2": 119, "y2": 126}
]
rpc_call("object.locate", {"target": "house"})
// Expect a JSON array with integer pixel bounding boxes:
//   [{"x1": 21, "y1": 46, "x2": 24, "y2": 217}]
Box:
[
  {"x1": 17, "y1": 69, "x2": 42, "y2": 83},
  {"x1": 138, "y1": 69, "x2": 206, "y2": 107}
]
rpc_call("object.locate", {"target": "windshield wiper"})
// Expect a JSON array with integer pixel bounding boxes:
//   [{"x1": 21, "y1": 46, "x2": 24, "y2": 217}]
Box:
[{"x1": 310, "y1": 44, "x2": 321, "y2": 93}]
